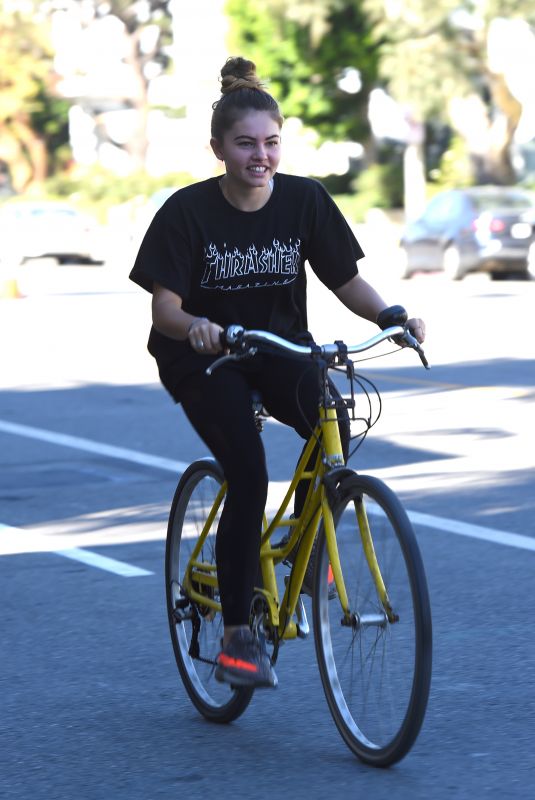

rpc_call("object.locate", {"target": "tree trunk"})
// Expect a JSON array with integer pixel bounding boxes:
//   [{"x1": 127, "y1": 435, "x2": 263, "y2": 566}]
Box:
[
  {"x1": 403, "y1": 117, "x2": 426, "y2": 221},
  {"x1": 471, "y1": 72, "x2": 522, "y2": 185},
  {"x1": 0, "y1": 117, "x2": 48, "y2": 191},
  {"x1": 122, "y1": 28, "x2": 150, "y2": 170}
]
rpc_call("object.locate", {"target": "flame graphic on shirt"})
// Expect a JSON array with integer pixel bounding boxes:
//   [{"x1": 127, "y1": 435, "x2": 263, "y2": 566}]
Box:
[{"x1": 201, "y1": 239, "x2": 301, "y2": 290}]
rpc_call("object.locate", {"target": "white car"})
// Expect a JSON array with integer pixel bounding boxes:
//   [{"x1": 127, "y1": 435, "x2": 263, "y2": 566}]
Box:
[{"x1": 0, "y1": 201, "x2": 106, "y2": 266}]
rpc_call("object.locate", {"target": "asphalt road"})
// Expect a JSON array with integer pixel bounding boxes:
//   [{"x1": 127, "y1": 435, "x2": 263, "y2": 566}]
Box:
[{"x1": 1, "y1": 253, "x2": 534, "y2": 799}]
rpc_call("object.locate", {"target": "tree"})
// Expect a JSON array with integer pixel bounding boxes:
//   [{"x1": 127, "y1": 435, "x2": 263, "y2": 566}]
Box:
[
  {"x1": 0, "y1": 3, "x2": 55, "y2": 190},
  {"x1": 88, "y1": 0, "x2": 174, "y2": 169},
  {"x1": 225, "y1": 0, "x2": 380, "y2": 145},
  {"x1": 363, "y1": 0, "x2": 535, "y2": 185}
]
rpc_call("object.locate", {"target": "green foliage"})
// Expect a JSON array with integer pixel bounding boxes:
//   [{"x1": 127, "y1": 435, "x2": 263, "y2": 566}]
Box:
[
  {"x1": 319, "y1": 158, "x2": 405, "y2": 224},
  {"x1": 311, "y1": 173, "x2": 355, "y2": 195},
  {"x1": 330, "y1": 193, "x2": 369, "y2": 224},
  {"x1": 363, "y1": 0, "x2": 535, "y2": 184},
  {"x1": 363, "y1": 0, "x2": 466, "y2": 122},
  {"x1": 40, "y1": 165, "x2": 197, "y2": 219},
  {"x1": 351, "y1": 159, "x2": 404, "y2": 213},
  {"x1": 0, "y1": 4, "x2": 69, "y2": 184},
  {"x1": 225, "y1": 0, "x2": 380, "y2": 143},
  {"x1": 0, "y1": 5, "x2": 51, "y2": 122},
  {"x1": 428, "y1": 134, "x2": 474, "y2": 191},
  {"x1": 29, "y1": 85, "x2": 71, "y2": 172}
]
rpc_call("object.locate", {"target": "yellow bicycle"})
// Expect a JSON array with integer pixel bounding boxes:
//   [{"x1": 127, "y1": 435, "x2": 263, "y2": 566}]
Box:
[{"x1": 165, "y1": 316, "x2": 432, "y2": 767}]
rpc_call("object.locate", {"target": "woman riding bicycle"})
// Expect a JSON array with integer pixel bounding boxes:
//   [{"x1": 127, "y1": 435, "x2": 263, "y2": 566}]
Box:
[{"x1": 130, "y1": 56, "x2": 426, "y2": 690}]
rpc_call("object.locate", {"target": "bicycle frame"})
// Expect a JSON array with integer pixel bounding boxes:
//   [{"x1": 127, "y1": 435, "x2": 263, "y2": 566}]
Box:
[
  {"x1": 167, "y1": 321, "x2": 431, "y2": 764},
  {"x1": 258, "y1": 403, "x2": 349, "y2": 640},
  {"x1": 181, "y1": 371, "x2": 394, "y2": 645}
]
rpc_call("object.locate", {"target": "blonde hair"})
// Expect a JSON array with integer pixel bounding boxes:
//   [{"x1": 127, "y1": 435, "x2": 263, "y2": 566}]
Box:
[{"x1": 211, "y1": 57, "x2": 283, "y2": 141}]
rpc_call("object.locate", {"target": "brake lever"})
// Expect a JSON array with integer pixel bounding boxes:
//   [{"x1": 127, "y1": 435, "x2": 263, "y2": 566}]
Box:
[
  {"x1": 205, "y1": 347, "x2": 258, "y2": 376},
  {"x1": 397, "y1": 329, "x2": 430, "y2": 370},
  {"x1": 416, "y1": 345, "x2": 430, "y2": 370}
]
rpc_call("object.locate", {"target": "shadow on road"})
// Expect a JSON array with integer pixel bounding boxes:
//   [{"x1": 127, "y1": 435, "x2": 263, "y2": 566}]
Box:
[{"x1": 0, "y1": 353, "x2": 533, "y2": 533}]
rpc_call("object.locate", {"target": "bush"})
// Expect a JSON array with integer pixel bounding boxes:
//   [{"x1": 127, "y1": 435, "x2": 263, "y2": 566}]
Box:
[
  {"x1": 428, "y1": 134, "x2": 473, "y2": 192},
  {"x1": 40, "y1": 165, "x2": 198, "y2": 220},
  {"x1": 312, "y1": 172, "x2": 355, "y2": 195},
  {"x1": 330, "y1": 160, "x2": 404, "y2": 223}
]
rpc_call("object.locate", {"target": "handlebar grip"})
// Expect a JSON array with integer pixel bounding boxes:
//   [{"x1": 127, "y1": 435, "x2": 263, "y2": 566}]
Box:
[{"x1": 376, "y1": 305, "x2": 408, "y2": 330}]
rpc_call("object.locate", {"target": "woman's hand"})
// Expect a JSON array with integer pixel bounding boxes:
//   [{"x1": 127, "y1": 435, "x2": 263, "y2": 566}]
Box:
[
  {"x1": 188, "y1": 317, "x2": 224, "y2": 354},
  {"x1": 151, "y1": 285, "x2": 224, "y2": 353},
  {"x1": 407, "y1": 317, "x2": 426, "y2": 344}
]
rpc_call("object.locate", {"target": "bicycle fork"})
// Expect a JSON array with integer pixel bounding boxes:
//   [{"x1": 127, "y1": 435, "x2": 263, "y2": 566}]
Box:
[
  {"x1": 355, "y1": 498, "x2": 398, "y2": 624},
  {"x1": 322, "y1": 495, "x2": 396, "y2": 630},
  {"x1": 319, "y1": 403, "x2": 397, "y2": 627}
]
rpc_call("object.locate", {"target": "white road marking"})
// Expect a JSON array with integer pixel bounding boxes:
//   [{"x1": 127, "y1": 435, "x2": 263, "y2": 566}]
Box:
[
  {"x1": 0, "y1": 523, "x2": 154, "y2": 576},
  {"x1": 0, "y1": 419, "x2": 188, "y2": 473},
  {"x1": 55, "y1": 547, "x2": 153, "y2": 576},
  {"x1": 1, "y1": 418, "x2": 534, "y2": 568},
  {"x1": 364, "y1": 507, "x2": 535, "y2": 552},
  {"x1": 408, "y1": 510, "x2": 535, "y2": 551}
]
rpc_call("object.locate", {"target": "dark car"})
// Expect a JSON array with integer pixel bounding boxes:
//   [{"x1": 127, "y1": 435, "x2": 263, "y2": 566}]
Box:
[{"x1": 399, "y1": 186, "x2": 535, "y2": 279}]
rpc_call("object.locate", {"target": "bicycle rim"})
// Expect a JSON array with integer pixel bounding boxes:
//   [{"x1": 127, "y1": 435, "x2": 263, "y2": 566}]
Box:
[
  {"x1": 165, "y1": 459, "x2": 254, "y2": 723},
  {"x1": 313, "y1": 474, "x2": 432, "y2": 766}
]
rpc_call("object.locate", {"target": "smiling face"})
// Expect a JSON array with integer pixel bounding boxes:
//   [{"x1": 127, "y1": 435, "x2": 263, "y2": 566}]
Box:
[{"x1": 210, "y1": 110, "x2": 282, "y2": 193}]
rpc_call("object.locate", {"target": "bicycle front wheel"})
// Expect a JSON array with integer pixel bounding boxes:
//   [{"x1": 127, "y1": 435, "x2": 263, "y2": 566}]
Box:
[
  {"x1": 165, "y1": 459, "x2": 254, "y2": 723},
  {"x1": 313, "y1": 474, "x2": 432, "y2": 766}
]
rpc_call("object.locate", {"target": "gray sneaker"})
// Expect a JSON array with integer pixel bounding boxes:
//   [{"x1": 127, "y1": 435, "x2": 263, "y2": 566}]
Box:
[{"x1": 215, "y1": 629, "x2": 278, "y2": 689}]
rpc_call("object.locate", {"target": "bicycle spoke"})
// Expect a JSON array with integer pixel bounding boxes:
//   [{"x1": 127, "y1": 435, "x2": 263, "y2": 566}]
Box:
[
  {"x1": 166, "y1": 461, "x2": 254, "y2": 722},
  {"x1": 313, "y1": 474, "x2": 432, "y2": 766}
]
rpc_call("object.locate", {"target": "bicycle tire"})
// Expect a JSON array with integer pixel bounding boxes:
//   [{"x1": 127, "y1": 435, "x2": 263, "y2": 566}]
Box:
[
  {"x1": 312, "y1": 473, "x2": 432, "y2": 766},
  {"x1": 165, "y1": 459, "x2": 254, "y2": 723}
]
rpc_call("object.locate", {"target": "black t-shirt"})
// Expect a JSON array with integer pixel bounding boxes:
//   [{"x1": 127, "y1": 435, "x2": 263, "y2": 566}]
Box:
[{"x1": 129, "y1": 172, "x2": 364, "y2": 397}]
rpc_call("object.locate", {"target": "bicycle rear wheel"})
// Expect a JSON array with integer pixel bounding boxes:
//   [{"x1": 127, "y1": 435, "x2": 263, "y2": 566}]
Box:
[
  {"x1": 313, "y1": 474, "x2": 432, "y2": 766},
  {"x1": 165, "y1": 459, "x2": 254, "y2": 723}
]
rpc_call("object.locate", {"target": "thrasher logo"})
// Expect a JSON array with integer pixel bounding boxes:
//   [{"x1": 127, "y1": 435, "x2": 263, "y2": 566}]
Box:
[{"x1": 201, "y1": 239, "x2": 301, "y2": 290}]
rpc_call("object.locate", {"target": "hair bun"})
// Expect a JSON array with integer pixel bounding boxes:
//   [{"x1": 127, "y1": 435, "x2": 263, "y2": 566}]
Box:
[
  {"x1": 220, "y1": 56, "x2": 265, "y2": 94},
  {"x1": 211, "y1": 55, "x2": 282, "y2": 140}
]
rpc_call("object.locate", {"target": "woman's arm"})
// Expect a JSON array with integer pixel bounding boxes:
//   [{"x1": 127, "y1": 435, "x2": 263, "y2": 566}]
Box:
[
  {"x1": 152, "y1": 283, "x2": 223, "y2": 353},
  {"x1": 334, "y1": 273, "x2": 426, "y2": 343},
  {"x1": 334, "y1": 273, "x2": 388, "y2": 322}
]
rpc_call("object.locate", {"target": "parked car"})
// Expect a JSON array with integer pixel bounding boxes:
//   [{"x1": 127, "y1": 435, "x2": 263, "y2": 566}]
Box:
[
  {"x1": 398, "y1": 186, "x2": 535, "y2": 279},
  {"x1": 0, "y1": 201, "x2": 106, "y2": 266}
]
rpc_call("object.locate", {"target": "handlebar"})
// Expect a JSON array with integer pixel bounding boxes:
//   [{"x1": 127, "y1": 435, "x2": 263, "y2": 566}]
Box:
[{"x1": 206, "y1": 324, "x2": 429, "y2": 375}]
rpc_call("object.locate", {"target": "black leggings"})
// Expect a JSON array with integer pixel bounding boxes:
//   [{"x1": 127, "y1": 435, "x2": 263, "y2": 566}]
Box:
[{"x1": 180, "y1": 354, "x2": 350, "y2": 626}]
